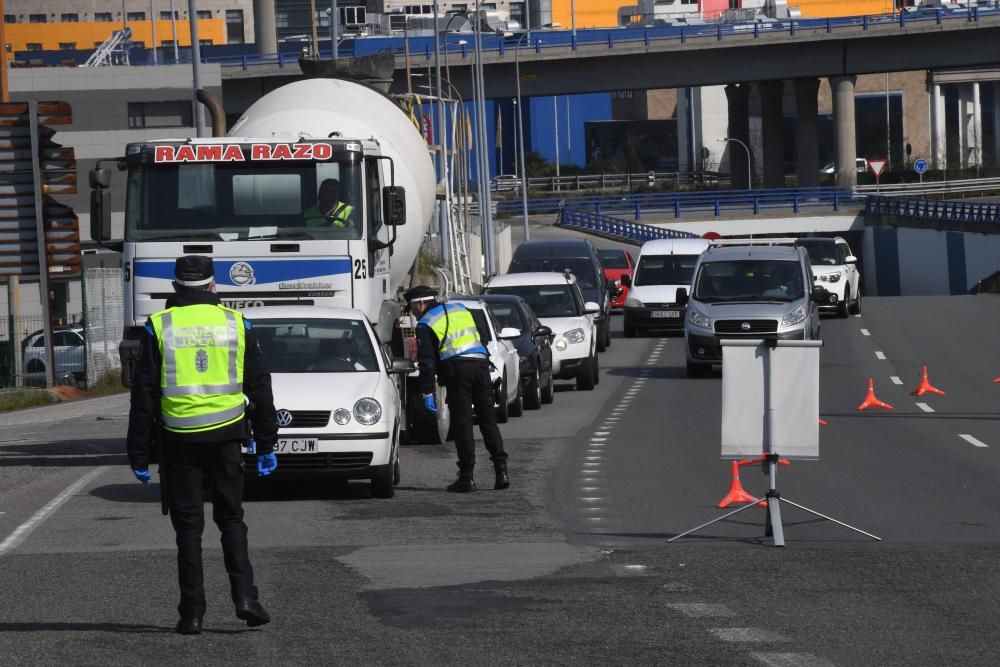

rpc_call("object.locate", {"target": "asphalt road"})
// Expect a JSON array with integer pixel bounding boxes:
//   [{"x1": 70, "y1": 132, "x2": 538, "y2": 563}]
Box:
[{"x1": 2, "y1": 225, "x2": 1000, "y2": 663}]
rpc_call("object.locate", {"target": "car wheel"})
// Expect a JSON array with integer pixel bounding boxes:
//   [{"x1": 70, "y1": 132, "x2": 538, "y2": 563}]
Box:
[
  {"x1": 524, "y1": 368, "x2": 542, "y2": 410},
  {"x1": 541, "y1": 367, "x2": 555, "y2": 404},
  {"x1": 850, "y1": 287, "x2": 862, "y2": 315},
  {"x1": 576, "y1": 354, "x2": 596, "y2": 391},
  {"x1": 603, "y1": 319, "x2": 612, "y2": 349},
  {"x1": 837, "y1": 287, "x2": 850, "y2": 318},
  {"x1": 495, "y1": 375, "x2": 510, "y2": 423},
  {"x1": 393, "y1": 458, "x2": 401, "y2": 486},
  {"x1": 596, "y1": 324, "x2": 607, "y2": 352},
  {"x1": 686, "y1": 360, "x2": 710, "y2": 378},
  {"x1": 509, "y1": 376, "x2": 524, "y2": 417},
  {"x1": 593, "y1": 351, "x2": 600, "y2": 385},
  {"x1": 372, "y1": 465, "x2": 395, "y2": 498}
]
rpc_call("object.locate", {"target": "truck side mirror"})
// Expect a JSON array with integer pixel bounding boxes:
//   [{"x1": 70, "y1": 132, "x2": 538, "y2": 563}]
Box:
[
  {"x1": 383, "y1": 186, "x2": 406, "y2": 226},
  {"x1": 90, "y1": 188, "x2": 112, "y2": 242},
  {"x1": 89, "y1": 167, "x2": 112, "y2": 189}
]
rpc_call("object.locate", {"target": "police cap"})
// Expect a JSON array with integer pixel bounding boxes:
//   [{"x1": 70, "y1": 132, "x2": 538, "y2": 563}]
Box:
[
  {"x1": 174, "y1": 255, "x2": 215, "y2": 287},
  {"x1": 403, "y1": 285, "x2": 437, "y2": 304}
]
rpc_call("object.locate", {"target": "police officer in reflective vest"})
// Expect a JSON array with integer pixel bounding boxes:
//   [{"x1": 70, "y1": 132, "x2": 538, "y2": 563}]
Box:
[
  {"x1": 126, "y1": 255, "x2": 278, "y2": 635},
  {"x1": 405, "y1": 285, "x2": 509, "y2": 492}
]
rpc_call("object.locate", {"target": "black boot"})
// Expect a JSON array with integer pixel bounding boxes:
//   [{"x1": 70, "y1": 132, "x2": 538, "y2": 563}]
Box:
[
  {"x1": 235, "y1": 599, "x2": 271, "y2": 627},
  {"x1": 494, "y1": 461, "x2": 509, "y2": 490},
  {"x1": 447, "y1": 468, "x2": 477, "y2": 493},
  {"x1": 175, "y1": 614, "x2": 203, "y2": 635}
]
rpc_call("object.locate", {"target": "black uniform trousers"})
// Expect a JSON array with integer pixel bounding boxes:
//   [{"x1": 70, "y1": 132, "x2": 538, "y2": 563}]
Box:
[
  {"x1": 443, "y1": 358, "x2": 507, "y2": 470},
  {"x1": 164, "y1": 439, "x2": 257, "y2": 617}
]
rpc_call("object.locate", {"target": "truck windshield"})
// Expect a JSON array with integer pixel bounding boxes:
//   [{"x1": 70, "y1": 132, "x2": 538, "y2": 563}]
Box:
[
  {"x1": 693, "y1": 260, "x2": 804, "y2": 303},
  {"x1": 126, "y1": 161, "x2": 363, "y2": 241},
  {"x1": 634, "y1": 254, "x2": 699, "y2": 286},
  {"x1": 251, "y1": 318, "x2": 378, "y2": 373}
]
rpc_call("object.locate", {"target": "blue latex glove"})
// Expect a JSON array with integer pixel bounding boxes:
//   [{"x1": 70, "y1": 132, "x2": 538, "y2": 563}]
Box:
[
  {"x1": 423, "y1": 394, "x2": 437, "y2": 415},
  {"x1": 257, "y1": 453, "x2": 278, "y2": 478},
  {"x1": 133, "y1": 468, "x2": 152, "y2": 485}
]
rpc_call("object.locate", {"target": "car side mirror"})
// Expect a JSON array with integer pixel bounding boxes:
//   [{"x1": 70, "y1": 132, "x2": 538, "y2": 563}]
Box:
[
  {"x1": 498, "y1": 327, "x2": 521, "y2": 340},
  {"x1": 584, "y1": 301, "x2": 600, "y2": 315},
  {"x1": 389, "y1": 357, "x2": 416, "y2": 374},
  {"x1": 605, "y1": 277, "x2": 617, "y2": 291},
  {"x1": 619, "y1": 274, "x2": 632, "y2": 288},
  {"x1": 533, "y1": 325, "x2": 552, "y2": 337},
  {"x1": 844, "y1": 255, "x2": 858, "y2": 264},
  {"x1": 811, "y1": 285, "x2": 829, "y2": 302},
  {"x1": 675, "y1": 287, "x2": 688, "y2": 306},
  {"x1": 383, "y1": 186, "x2": 406, "y2": 225}
]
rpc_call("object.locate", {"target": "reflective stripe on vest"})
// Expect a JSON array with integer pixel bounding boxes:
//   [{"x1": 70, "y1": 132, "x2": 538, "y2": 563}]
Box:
[
  {"x1": 419, "y1": 303, "x2": 489, "y2": 361},
  {"x1": 151, "y1": 303, "x2": 246, "y2": 433}
]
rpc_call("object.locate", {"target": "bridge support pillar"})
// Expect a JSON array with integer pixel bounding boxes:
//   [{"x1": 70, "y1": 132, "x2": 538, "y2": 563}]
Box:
[
  {"x1": 725, "y1": 83, "x2": 752, "y2": 190},
  {"x1": 831, "y1": 75, "x2": 858, "y2": 187},
  {"x1": 994, "y1": 83, "x2": 1000, "y2": 167},
  {"x1": 253, "y1": 0, "x2": 278, "y2": 55},
  {"x1": 760, "y1": 80, "x2": 785, "y2": 189},
  {"x1": 930, "y1": 82, "x2": 946, "y2": 170},
  {"x1": 794, "y1": 78, "x2": 820, "y2": 188},
  {"x1": 972, "y1": 82, "x2": 983, "y2": 168}
]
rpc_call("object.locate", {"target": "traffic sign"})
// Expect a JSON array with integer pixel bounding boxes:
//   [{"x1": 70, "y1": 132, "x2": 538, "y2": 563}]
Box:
[
  {"x1": 913, "y1": 158, "x2": 928, "y2": 174},
  {"x1": 868, "y1": 159, "x2": 888, "y2": 179}
]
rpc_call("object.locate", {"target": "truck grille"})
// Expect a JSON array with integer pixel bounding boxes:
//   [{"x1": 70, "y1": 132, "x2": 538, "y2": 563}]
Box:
[
  {"x1": 714, "y1": 319, "x2": 778, "y2": 334},
  {"x1": 279, "y1": 410, "x2": 330, "y2": 428},
  {"x1": 274, "y1": 452, "x2": 374, "y2": 471}
]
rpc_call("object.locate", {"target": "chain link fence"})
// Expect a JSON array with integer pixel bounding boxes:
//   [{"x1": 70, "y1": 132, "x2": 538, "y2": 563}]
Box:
[
  {"x1": 0, "y1": 313, "x2": 85, "y2": 389},
  {"x1": 83, "y1": 267, "x2": 123, "y2": 388}
]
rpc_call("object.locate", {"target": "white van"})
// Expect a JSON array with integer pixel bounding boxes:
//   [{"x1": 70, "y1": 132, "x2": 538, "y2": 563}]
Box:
[{"x1": 620, "y1": 238, "x2": 711, "y2": 338}]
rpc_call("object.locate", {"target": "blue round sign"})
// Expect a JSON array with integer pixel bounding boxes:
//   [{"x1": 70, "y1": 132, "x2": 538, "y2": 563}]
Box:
[{"x1": 914, "y1": 158, "x2": 928, "y2": 174}]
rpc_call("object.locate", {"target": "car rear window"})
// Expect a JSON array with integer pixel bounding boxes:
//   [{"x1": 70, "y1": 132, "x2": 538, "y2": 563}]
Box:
[
  {"x1": 508, "y1": 257, "x2": 597, "y2": 288},
  {"x1": 486, "y1": 284, "x2": 582, "y2": 318}
]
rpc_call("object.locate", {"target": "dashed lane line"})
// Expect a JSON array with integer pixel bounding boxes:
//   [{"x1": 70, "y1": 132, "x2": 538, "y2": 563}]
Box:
[
  {"x1": 915, "y1": 402, "x2": 934, "y2": 413},
  {"x1": 666, "y1": 603, "x2": 736, "y2": 618},
  {"x1": 890, "y1": 376, "x2": 903, "y2": 385},
  {"x1": 860, "y1": 329, "x2": 871, "y2": 336},
  {"x1": 751, "y1": 653, "x2": 837, "y2": 667},
  {"x1": 875, "y1": 351, "x2": 886, "y2": 360},
  {"x1": 709, "y1": 628, "x2": 791, "y2": 642},
  {"x1": 959, "y1": 434, "x2": 989, "y2": 448}
]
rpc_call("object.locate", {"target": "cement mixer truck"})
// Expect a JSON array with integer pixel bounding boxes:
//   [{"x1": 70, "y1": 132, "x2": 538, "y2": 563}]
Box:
[{"x1": 90, "y1": 78, "x2": 450, "y2": 442}]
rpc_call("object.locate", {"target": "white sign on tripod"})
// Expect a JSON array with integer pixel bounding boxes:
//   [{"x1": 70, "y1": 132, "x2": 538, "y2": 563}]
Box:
[{"x1": 721, "y1": 340, "x2": 820, "y2": 460}]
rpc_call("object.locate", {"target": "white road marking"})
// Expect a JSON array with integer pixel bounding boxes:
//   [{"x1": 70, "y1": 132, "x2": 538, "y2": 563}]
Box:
[
  {"x1": 580, "y1": 487, "x2": 600, "y2": 491},
  {"x1": 590, "y1": 437, "x2": 607, "y2": 442},
  {"x1": 915, "y1": 402, "x2": 934, "y2": 413},
  {"x1": 751, "y1": 653, "x2": 836, "y2": 667},
  {"x1": 0, "y1": 467, "x2": 108, "y2": 556},
  {"x1": 860, "y1": 328, "x2": 871, "y2": 336},
  {"x1": 594, "y1": 431, "x2": 611, "y2": 436},
  {"x1": 584, "y1": 456, "x2": 603, "y2": 460},
  {"x1": 583, "y1": 462, "x2": 604, "y2": 467},
  {"x1": 624, "y1": 564, "x2": 646, "y2": 571},
  {"x1": 890, "y1": 376, "x2": 903, "y2": 385},
  {"x1": 579, "y1": 497, "x2": 603, "y2": 502},
  {"x1": 666, "y1": 603, "x2": 736, "y2": 618},
  {"x1": 709, "y1": 628, "x2": 790, "y2": 642},
  {"x1": 587, "y1": 517, "x2": 603, "y2": 522},
  {"x1": 959, "y1": 434, "x2": 989, "y2": 448},
  {"x1": 875, "y1": 351, "x2": 886, "y2": 360}
]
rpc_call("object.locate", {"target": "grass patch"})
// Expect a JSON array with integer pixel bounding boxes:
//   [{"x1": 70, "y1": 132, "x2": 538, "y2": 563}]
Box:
[
  {"x1": 89, "y1": 369, "x2": 127, "y2": 396},
  {"x1": 0, "y1": 389, "x2": 58, "y2": 413}
]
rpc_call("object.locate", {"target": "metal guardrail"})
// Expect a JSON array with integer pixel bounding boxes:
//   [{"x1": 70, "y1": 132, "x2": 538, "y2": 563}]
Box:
[
  {"x1": 865, "y1": 196, "x2": 1000, "y2": 224},
  {"x1": 500, "y1": 170, "x2": 727, "y2": 193},
  {"x1": 855, "y1": 176, "x2": 1000, "y2": 197},
  {"x1": 498, "y1": 186, "x2": 856, "y2": 218},
  {"x1": 558, "y1": 208, "x2": 699, "y2": 245}
]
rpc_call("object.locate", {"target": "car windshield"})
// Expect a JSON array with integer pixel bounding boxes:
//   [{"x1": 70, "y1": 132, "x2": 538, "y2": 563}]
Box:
[
  {"x1": 800, "y1": 242, "x2": 840, "y2": 266},
  {"x1": 693, "y1": 260, "x2": 804, "y2": 303},
  {"x1": 486, "y1": 284, "x2": 582, "y2": 318},
  {"x1": 634, "y1": 254, "x2": 699, "y2": 286},
  {"x1": 508, "y1": 258, "x2": 597, "y2": 288},
  {"x1": 486, "y1": 302, "x2": 526, "y2": 333},
  {"x1": 597, "y1": 249, "x2": 629, "y2": 269},
  {"x1": 251, "y1": 318, "x2": 378, "y2": 373}
]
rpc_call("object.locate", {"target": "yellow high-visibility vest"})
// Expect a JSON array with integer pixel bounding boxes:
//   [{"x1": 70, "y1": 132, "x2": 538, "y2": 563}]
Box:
[
  {"x1": 419, "y1": 303, "x2": 489, "y2": 361},
  {"x1": 304, "y1": 201, "x2": 353, "y2": 227}
]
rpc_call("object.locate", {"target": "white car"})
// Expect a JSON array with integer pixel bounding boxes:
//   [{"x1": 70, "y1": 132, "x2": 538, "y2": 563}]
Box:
[
  {"x1": 797, "y1": 237, "x2": 862, "y2": 317},
  {"x1": 447, "y1": 297, "x2": 523, "y2": 422},
  {"x1": 484, "y1": 272, "x2": 600, "y2": 391},
  {"x1": 241, "y1": 306, "x2": 410, "y2": 498}
]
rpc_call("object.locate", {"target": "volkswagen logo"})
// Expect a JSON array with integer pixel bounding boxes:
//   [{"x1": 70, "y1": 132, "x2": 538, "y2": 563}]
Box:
[
  {"x1": 230, "y1": 261, "x2": 255, "y2": 286},
  {"x1": 275, "y1": 409, "x2": 293, "y2": 428},
  {"x1": 741, "y1": 322, "x2": 752, "y2": 332}
]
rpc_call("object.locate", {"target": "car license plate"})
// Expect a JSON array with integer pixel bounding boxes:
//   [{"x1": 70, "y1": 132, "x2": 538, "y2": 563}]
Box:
[
  {"x1": 651, "y1": 310, "x2": 679, "y2": 319},
  {"x1": 275, "y1": 438, "x2": 318, "y2": 453}
]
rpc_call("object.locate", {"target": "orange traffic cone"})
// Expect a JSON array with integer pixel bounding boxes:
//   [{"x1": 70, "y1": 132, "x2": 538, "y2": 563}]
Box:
[
  {"x1": 858, "y1": 377, "x2": 893, "y2": 411},
  {"x1": 717, "y1": 460, "x2": 763, "y2": 509},
  {"x1": 994, "y1": 377, "x2": 1000, "y2": 384},
  {"x1": 911, "y1": 366, "x2": 944, "y2": 396}
]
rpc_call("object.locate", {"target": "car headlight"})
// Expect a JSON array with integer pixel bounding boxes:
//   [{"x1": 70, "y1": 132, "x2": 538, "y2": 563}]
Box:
[
  {"x1": 353, "y1": 398, "x2": 382, "y2": 425},
  {"x1": 563, "y1": 328, "x2": 585, "y2": 344},
  {"x1": 688, "y1": 308, "x2": 710, "y2": 329},
  {"x1": 333, "y1": 409, "x2": 352, "y2": 425},
  {"x1": 820, "y1": 272, "x2": 842, "y2": 283},
  {"x1": 625, "y1": 297, "x2": 644, "y2": 308},
  {"x1": 781, "y1": 306, "x2": 808, "y2": 328}
]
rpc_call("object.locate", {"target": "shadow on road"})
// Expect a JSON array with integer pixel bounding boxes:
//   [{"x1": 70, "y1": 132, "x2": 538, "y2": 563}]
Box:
[
  {"x1": 604, "y1": 366, "x2": 689, "y2": 380},
  {"x1": 90, "y1": 483, "x2": 161, "y2": 503}
]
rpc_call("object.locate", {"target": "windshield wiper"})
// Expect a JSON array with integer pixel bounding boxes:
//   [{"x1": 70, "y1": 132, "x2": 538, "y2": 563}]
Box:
[
  {"x1": 136, "y1": 232, "x2": 222, "y2": 242},
  {"x1": 248, "y1": 231, "x2": 317, "y2": 241}
]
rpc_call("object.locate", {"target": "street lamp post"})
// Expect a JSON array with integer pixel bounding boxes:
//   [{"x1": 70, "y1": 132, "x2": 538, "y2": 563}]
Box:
[
  {"x1": 720, "y1": 137, "x2": 752, "y2": 191},
  {"x1": 471, "y1": 1, "x2": 496, "y2": 278}
]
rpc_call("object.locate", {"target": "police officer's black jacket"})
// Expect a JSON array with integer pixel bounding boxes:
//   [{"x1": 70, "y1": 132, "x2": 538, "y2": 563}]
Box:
[{"x1": 126, "y1": 287, "x2": 278, "y2": 470}]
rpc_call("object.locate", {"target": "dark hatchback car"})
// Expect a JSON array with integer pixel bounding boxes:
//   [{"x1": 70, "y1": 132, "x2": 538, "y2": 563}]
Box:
[
  {"x1": 507, "y1": 239, "x2": 615, "y2": 352},
  {"x1": 481, "y1": 294, "x2": 554, "y2": 409}
]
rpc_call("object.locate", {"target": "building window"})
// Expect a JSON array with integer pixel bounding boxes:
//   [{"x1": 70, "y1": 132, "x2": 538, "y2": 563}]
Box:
[
  {"x1": 126, "y1": 12, "x2": 145, "y2": 21},
  {"x1": 161, "y1": 40, "x2": 175, "y2": 48},
  {"x1": 59, "y1": 42, "x2": 77, "y2": 50},
  {"x1": 94, "y1": 12, "x2": 112, "y2": 22},
  {"x1": 128, "y1": 101, "x2": 193, "y2": 129},
  {"x1": 197, "y1": 10, "x2": 212, "y2": 20},
  {"x1": 29, "y1": 14, "x2": 46, "y2": 23},
  {"x1": 61, "y1": 13, "x2": 79, "y2": 22},
  {"x1": 317, "y1": 10, "x2": 330, "y2": 28},
  {"x1": 342, "y1": 6, "x2": 367, "y2": 25},
  {"x1": 451, "y1": 4, "x2": 468, "y2": 12},
  {"x1": 3, "y1": 14, "x2": 14, "y2": 23},
  {"x1": 199, "y1": 39, "x2": 213, "y2": 46},
  {"x1": 510, "y1": 2, "x2": 524, "y2": 25},
  {"x1": 131, "y1": 40, "x2": 145, "y2": 48},
  {"x1": 160, "y1": 11, "x2": 179, "y2": 20},
  {"x1": 226, "y1": 9, "x2": 244, "y2": 44},
  {"x1": 26, "y1": 43, "x2": 43, "y2": 51},
  {"x1": 275, "y1": 10, "x2": 289, "y2": 28}
]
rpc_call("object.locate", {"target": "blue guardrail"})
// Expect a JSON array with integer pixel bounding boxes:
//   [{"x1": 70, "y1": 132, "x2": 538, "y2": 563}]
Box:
[
  {"x1": 865, "y1": 197, "x2": 1000, "y2": 224},
  {"x1": 558, "y1": 209, "x2": 699, "y2": 245}
]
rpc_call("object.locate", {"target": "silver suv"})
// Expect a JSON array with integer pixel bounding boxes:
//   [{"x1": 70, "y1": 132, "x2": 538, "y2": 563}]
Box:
[{"x1": 680, "y1": 242, "x2": 826, "y2": 378}]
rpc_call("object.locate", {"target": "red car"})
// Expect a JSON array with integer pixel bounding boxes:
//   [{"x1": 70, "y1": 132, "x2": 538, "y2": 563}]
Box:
[{"x1": 597, "y1": 248, "x2": 635, "y2": 310}]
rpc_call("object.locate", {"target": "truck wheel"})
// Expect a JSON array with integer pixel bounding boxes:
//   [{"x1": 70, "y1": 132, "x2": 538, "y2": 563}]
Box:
[
  {"x1": 495, "y1": 375, "x2": 510, "y2": 423},
  {"x1": 576, "y1": 355, "x2": 596, "y2": 390},
  {"x1": 524, "y1": 369, "x2": 542, "y2": 410},
  {"x1": 509, "y1": 377, "x2": 523, "y2": 417}
]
